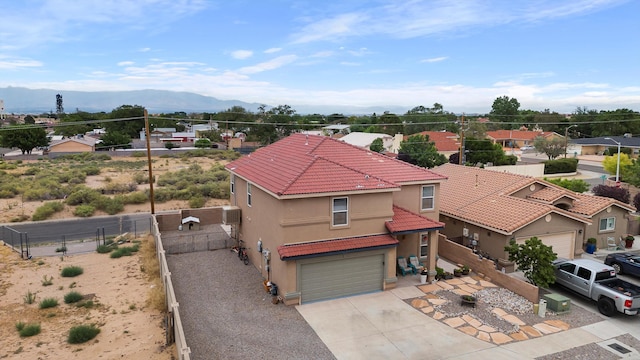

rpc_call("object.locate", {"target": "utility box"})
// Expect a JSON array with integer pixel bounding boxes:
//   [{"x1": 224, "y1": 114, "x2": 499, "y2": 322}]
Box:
[{"x1": 543, "y1": 294, "x2": 571, "y2": 313}]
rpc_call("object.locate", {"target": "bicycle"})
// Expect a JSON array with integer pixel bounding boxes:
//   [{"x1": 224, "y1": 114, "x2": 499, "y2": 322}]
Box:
[{"x1": 238, "y1": 240, "x2": 249, "y2": 265}]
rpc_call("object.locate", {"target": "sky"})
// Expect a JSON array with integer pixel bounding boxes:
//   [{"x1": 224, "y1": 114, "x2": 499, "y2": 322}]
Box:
[{"x1": 1, "y1": 0, "x2": 640, "y2": 114}]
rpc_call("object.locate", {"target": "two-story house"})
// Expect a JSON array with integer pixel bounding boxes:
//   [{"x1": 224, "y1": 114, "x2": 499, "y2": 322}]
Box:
[{"x1": 225, "y1": 134, "x2": 446, "y2": 304}]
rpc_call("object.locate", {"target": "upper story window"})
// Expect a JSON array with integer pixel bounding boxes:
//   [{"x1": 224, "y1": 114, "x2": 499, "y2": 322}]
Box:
[
  {"x1": 332, "y1": 197, "x2": 348, "y2": 226},
  {"x1": 599, "y1": 217, "x2": 615, "y2": 232},
  {"x1": 247, "y1": 183, "x2": 252, "y2": 207},
  {"x1": 421, "y1": 185, "x2": 434, "y2": 211},
  {"x1": 230, "y1": 174, "x2": 235, "y2": 194}
]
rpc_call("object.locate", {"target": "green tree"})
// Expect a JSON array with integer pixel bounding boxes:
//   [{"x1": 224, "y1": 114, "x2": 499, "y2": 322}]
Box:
[
  {"x1": 464, "y1": 138, "x2": 513, "y2": 165},
  {"x1": 533, "y1": 136, "x2": 566, "y2": 160},
  {"x1": 544, "y1": 178, "x2": 589, "y2": 193},
  {"x1": 0, "y1": 125, "x2": 49, "y2": 154},
  {"x1": 194, "y1": 138, "x2": 212, "y2": 148},
  {"x1": 602, "y1": 153, "x2": 632, "y2": 180},
  {"x1": 24, "y1": 115, "x2": 35, "y2": 124},
  {"x1": 99, "y1": 131, "x2": 131, "y2": 149},
  {"x1": 504, "y1": 237, "x2": 557, "y2": 287},
  {"x1": 490, "y1": 96, "x2": 520, "y2": 124},
  {"x1": 370, "y1": 138, "x2": 384, "y2": 153},
  {"x1": 104, "y1": 105, "x2": 145, "y2": 138},
  {"x1": 398, "y1": 134, "x2": 446, "y2": 168}
]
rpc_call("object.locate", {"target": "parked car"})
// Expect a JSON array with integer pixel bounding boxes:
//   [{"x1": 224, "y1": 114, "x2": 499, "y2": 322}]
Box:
[
  {"x1": 553, "y1": 258, "x2": 640, "y2": 316},
  {"x1": 604, "y1": 253, "x2": 640, "y2": 277},
  {"x1": 520, "y1": 145, "x2": 534, "y2": 152}
]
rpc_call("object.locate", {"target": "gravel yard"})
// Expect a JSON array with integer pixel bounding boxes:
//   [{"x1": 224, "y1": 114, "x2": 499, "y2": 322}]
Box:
[{"x1": 167, "y1": 249, "x2": 335, "y2": 360}]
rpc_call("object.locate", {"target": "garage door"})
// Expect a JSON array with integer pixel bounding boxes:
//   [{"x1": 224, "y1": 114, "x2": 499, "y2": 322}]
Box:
[
  {"x1": 300, "y1": 254, "x2": 384, "y2": 303},
  {"x1": 517, "y1": 232, "x2": 575, "y2": 259}
]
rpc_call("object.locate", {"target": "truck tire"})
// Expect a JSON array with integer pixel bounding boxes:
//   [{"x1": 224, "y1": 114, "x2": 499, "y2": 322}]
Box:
[
  {"x1": 597, "y1": 297, "x2": 616, "y2": 317},
  {"x1": 611, "y1": 263, "x2": 623, "y2": 275}
]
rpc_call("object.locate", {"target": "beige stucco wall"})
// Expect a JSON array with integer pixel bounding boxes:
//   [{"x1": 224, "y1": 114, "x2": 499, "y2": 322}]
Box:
[
  {"x1": 392, "y1": 182, "x2": 441, "y2": 221},
  {"x1": 584, "y1": 206, "x2": 631, "y2": 249}
]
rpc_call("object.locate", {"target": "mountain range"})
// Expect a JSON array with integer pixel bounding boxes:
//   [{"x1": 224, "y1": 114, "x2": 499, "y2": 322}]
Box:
[{"x1": 0, "y1": 87, "x2": 408, "y2": 115}]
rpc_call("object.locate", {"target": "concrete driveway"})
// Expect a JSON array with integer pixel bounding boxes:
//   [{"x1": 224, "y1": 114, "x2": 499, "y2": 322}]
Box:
[{"x1": 296, "y1": 287, "x2": 497, "y2": 359}]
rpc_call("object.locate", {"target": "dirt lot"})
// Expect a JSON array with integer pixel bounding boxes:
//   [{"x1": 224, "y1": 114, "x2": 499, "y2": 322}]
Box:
[{"x1": 0, "y1": 155, "x2": 231, "y2": 359}]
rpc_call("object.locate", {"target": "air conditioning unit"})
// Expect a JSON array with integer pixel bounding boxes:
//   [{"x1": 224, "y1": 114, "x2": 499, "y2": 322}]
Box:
[
  {"x1": 543, "y1": 294, "x2": 571, "y2": 313},
  {"x1": 222, "y1": 206, "x2": 241, "y2": 225}
]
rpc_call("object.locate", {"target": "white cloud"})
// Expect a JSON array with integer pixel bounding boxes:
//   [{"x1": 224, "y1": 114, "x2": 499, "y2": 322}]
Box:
[
  {"x1": 231, "y1": 50, "x2": 254, "y2": 60},
  {"x1": 238, "y1": 55, "x2": 298, "y2": 74},
  {"x1": 117, "y1": 61, "x2": 135, "y2": 66},
  {"x1": 0, "y1": 57, "x2": 42, "y2": 69},
  {"x1": 264, "y1": 47, "x2": 282, "y2": 54},
  {"x1": 139, "y1": 48, "x2": 151, "y2": 52},
  {"x1": 421, "y1": 57, "x2": 448, "y2": 63}
]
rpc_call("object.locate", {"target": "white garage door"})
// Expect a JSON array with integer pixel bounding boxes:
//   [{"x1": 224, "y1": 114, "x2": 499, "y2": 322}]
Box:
[
  {"x1": 299, "y1": 253, "x2": 384, "y2": 303},
  {"x1": 517, "y1": 232, "x2": 575, "y2": 259}
]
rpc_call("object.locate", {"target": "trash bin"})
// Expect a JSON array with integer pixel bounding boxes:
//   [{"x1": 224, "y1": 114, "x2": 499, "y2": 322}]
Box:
[{"x1": 538, "y1": 299, "x2": 547, "y2": 318}]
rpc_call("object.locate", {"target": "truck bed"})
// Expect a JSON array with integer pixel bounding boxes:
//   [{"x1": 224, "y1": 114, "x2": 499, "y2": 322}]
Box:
[{"x1": 598, "y1": 278, "x2": 640, "y2": 298}]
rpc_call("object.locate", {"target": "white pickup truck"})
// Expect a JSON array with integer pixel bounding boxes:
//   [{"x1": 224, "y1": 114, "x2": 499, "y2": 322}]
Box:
[{"x1": 553, "y1": 258, "x2": 640, "y2": 316}]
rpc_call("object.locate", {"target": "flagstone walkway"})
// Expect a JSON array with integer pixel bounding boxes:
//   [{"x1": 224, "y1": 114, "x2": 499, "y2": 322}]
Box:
[{"x1": 408, "y1": 276, "x2": 570, "y2": 346}]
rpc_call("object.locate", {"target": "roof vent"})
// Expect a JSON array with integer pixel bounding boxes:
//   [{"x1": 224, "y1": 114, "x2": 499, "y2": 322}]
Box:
[{"x1": 305, "y1": 134, "x2": 309, "y2": 145}]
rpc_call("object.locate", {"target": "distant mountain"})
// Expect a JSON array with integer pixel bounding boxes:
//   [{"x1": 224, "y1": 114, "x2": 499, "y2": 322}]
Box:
[{"x1": 0, "y1": 87, "x2": 264, "y2": 114}]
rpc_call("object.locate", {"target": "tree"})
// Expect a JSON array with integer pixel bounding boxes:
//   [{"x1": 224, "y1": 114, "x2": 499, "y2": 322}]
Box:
[
  {"x1": 602, "y1": 153, "x2": 632, "y2": 181},
  {"x1": 99, "y1": 131, "x2": 131, "y2": 149},
  {"x1": 464, "y1": 138, "x2": 515, "y2": 165},
  {"x1": 544, "y1": 178, "x2": 589, "y2": 193},
  {"x1": 0, "y1": 125, "x2": 49, "y2": 154},
  {"x1": 504, "y1": 237, "x2": 557, "y2": 287},
  {"x1": 195, "y1": 138, "x2": 212, "y2": 148},
  {"x1": 24, "y1": 115, "x2": 35, "y2": 124},
  {"x1": 398, "y1": 134, "x2": 446, "y2": 168},
  {"x1": 369, "y1": 138, "x2": 384, "y2": 153},
  {"x1": 104, "y1": 105, "x2": 145, "y2": 138},
  {"x1": 533, "y1": 136, "x2": 566, "y2": 160},
  {"x1": 592, "y1": 185, "x2": 630, "y2": 204},
  {"x1": 490, "y1": 96, "x2": 520, "y2": 123}
]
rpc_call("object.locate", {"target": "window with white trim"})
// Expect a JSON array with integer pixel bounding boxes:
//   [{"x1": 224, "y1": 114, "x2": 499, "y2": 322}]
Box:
[
  {"x1": 421, "y1": 185, "x2": 434, "y2": 211},
  {"x1": 247, "y1": 183, "x2": 252, "y2": 207},
  {"x1": 599, "y1": 217, "x2": 615, "y2": 232},
  {"x1": 332, "y1": 197, "x2": 348, "y2": 226},
  {"x1": 230, "y1": 175, "x2": 235, "y2": 194}
]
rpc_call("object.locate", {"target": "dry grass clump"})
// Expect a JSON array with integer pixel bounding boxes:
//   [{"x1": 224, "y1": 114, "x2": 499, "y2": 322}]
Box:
[{"x1": 140, "y1": 234, "x2": 166, "y2": 312}]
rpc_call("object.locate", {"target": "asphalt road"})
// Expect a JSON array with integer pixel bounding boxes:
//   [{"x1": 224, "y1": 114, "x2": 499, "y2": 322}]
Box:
[{"x1": 1, "y1": 213, "x2": 152, "y2": 247}]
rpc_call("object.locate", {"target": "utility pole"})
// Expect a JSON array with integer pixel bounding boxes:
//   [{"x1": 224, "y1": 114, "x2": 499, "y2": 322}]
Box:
[
  {"x1": 458, "y1": 114, "x2": 465, "y2": 165},
  {"x1": 144, "y1": 109, "x2": 155, "y2": 214}
]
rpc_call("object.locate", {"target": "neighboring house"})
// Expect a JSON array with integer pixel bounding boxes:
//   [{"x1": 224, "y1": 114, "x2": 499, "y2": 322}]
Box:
[
  {"x1": 339, "y1": 132, "x2": 400, "y2": 153},
  {"x1": 49, "y1": 136, "x2": 97, "y2": 153},
  {"x1": 434, "y1": 163, "x2": 635, "y2": 263},
  {"x1": 486, "y1": 130, "x2": 561, "y2": 149},
  {"x1": 322, "y1": 124, "x2": 350, "y2": 136},
  {"x1": 570, "y1": 135, "x2": 640, "y2": 157},
  {"x1": 225, "y1": 133, "x2": 446, "y2": 304},
  {"x1": 409, "y1": 131, "x2": 460, "y2": 158}
]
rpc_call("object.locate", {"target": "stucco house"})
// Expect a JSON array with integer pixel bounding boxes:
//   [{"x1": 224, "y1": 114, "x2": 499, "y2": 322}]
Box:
[
  {"x1": 49, "y1": 136, "x2": 97, "y2": 153},
  {"x1": 225, "y1": 133, "x2": 446, "y2": 304},
  {"x1": 486, "y1": 130, "x2": 561, "y2": 149},
  {"x1": 408, "y1": 131, "x2": 460, "y2": 158},
  {"x1": 434, "y1": 163, "x2": 635, "y2": 265}
]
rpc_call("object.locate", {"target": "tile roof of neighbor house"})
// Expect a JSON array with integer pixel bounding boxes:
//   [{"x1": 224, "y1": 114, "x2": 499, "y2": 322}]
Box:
[
  {"x1": 277, "y1": 234, "x2": 399, "y2": 260},
  {"x1": 406, "y1": 131, "x2": 460, "y2": 152},
  {"x1": 226, "y1": 133, "x2": 447, "y2": 197},
  {"x1": 385, "y1": 205, "x2": 445, "y2": 234},
  {"x1": 50, "y1": 136, "x2": 98, "y2": 147},
  {"x1": 571, "y1": 136, "x2": 640, "y2": 148},
  {"x1": 486, "y1": 130, "x2": 556, "y2": 141},
  {"x1": 432, "y1": 164, "x2": 637, "y2": 234}
]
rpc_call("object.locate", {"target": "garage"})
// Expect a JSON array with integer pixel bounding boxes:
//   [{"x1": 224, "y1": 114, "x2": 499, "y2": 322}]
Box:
[
  {"x1": 299, "y1": 253, "x2": 384, "y2": 303},
  {"x1": 517, "y1": 232, "x2": 575, "y2": 259}
]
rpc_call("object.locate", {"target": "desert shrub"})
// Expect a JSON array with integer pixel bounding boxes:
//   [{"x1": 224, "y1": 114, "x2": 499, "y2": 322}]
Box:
[
  {"x1": 93, "y1": 196, "x2": 124, "y2": 215},
  {"x1": 23, "y1": 167, "x2": 40, "y2": 176},
  {"x1": 64, "y1": 291, "x2": 84, "y2": 304},
  {"x1": 32, "y1": 201, "x2": 65, "y2": 221},
  {"x1": 19, "y1": 323, "x2": 41, "y2": 337},
  {"x1": 101, "y1": 182, "x2": 137, "y2": 194},
  {"x1": 130, "y1": 151, "x2": 146, "y2": 158},
  {"x1": 119, "y1": 192, "x2": 148, "y2": 204},
  {"x1": 74, "y1": 204, "x2": 95, "y2": 217},
  {"x1": 543, "y1": 158, "x2": 579, "y2": 174},
  {"x1": 110, "y1": 245, "x2": 140, "y2": 258},
  {"x1": 164, "y1": 142, "x2": 178, "y2": 149},
  {"x1": 133, "y1": 173, "x2": 150, "y2": 184},
  {"x1": 24, "y1": 290, "x2": 36, "y2": 304},
  {"x1": 68, "y1": 325, "x2": 101, "y2": 344},
  {"x1": 195, "y1": 138, "x2": 212, "y2": 148},
  {"x1": 65, "y1": 187, "x2": 101, "y2": 205},
  {"x1": 58, "y1": 153, "x2": 111, "y2": 161},
  {"x1": 41, "y1": 275, "x2": 53, "y2": 286},
  {"x1": 189, "y1": 196, "x2": 206, "y2": 208},
  {"x1": 97, "y1": 244, "x2": 116, "y2": 253},
  {"x1": 55, "y1": 246, "x2": 67, "y2": 253},
  {"x1": 15, "y1": 321, "x2": 25, "y2": 331},
  {"x1": 81, "y1": 165, "x2": 101, "y2": 176},
  {"x1": 39, "y1": 298, "x2": 59, "y2": 309},
  {"x1": 544, "y1": 178, "x2": 590, "y2": 193},
  {"x1": 151, "y1": 188, "x2": 173, "y2": 202},
  {"x1": 61, "y1": 266, "x2": 84, "y2": 277}
]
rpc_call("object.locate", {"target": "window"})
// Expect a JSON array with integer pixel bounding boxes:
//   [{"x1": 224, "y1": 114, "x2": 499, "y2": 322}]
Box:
[
  {"x1": 577, "y1": 267, "x2": 591, "y2": 281},
  {"x1": 558, "y1": 263, "x2": 576, "y2": 274},
  {"x1": 230, "y1": 175, "x2": 235, "y2": 194},
  {"x1": 420, "y1": 234, "x2": 429, "y2": 258},
  {"x1": 421, "y1": 185, "x2": 434, "y2": 210},
  {"x1": 599, "y1": 217, "x2": 615, "y2": 232},
  {"x1": 247, "y1": 183, "x2": 252, "y2": 207},
  {"x1": 332, "y1": 197, "x2": 348, "y2": 226}
]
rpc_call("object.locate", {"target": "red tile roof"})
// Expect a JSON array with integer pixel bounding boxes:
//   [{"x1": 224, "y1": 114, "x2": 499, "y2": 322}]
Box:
[
  {"x1": 277, "y1": 234, "x2": 399, "y2": 260},
  {"x1": 405, "y1": 131, "x2": 460, "y2": 152},
  {"x1": 385, "y1": 206, "x2": 444, "y2": 234},
  {"x1": 226, "y1": 134, "x2": 446, "y2": 196}
]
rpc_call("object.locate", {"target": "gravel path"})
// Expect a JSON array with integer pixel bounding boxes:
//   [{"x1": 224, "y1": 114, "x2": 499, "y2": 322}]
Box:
[{"x1": 167, "y1": 249, "x2": 335, "y2": 360}]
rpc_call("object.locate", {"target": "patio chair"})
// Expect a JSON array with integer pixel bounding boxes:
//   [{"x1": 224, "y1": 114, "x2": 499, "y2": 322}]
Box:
[
  {"x1": 397, "y1": 256, "x2": 415, "y2": 276},
  {"x1": 408, "y1": 255, "x2": 425, "y2": 273}
]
